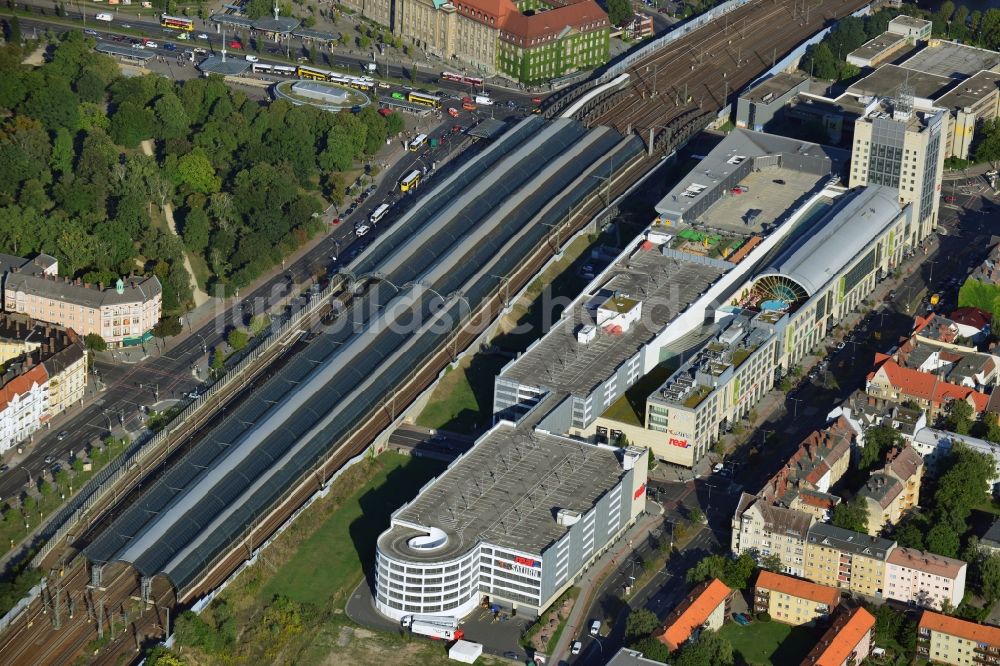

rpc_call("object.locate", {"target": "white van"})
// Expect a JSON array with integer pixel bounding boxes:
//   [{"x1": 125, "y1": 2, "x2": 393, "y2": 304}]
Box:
[
  {"x1": 370, "y1": 203, "x2": 390, "y2": 225},
  {"x1": 590, "y1": 620, "x2": 601, "y2": 636},
  {"x1": 95, "y1": 12, "x2": 113, "y2": 21},
  {"x1": 474, "y1": 94, "x2": 493, "y2": 106},
  {"x1": 355, "y1": 223, "x2": 370, "y2": 237},
  {"x1": 245, "y1": 54, "x2": 259, "y2": 62}
]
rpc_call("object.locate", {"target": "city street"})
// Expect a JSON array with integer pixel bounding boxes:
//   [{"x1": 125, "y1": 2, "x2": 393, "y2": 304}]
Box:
[{"x1": 0, "y1": 64, "x2": 498, "y2": 505}]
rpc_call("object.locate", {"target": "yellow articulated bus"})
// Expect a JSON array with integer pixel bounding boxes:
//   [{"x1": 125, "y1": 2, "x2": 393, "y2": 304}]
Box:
[{"x1": 400, "y1": 170, "x2": 421, "y2": 193}]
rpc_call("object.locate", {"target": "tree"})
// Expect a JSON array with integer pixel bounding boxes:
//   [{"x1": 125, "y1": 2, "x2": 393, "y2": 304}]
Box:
[
  {"x1": 227, "y1": 328, "x2": 250, "y2": 351},
  {"x1": 7, "y1": 17, "x2": 21, "y2": 44},
  {"x1": 946, "y1": 398, "x2": 975, "y2": 434},
  {"x1": 84, "y1": 333, "x2": 107, "y2": 352},
  {"x1": 673, "y1": 630, "x2": 734, "y2": 666},
  {"x1": 607, "y1": 0, "x2": 632, "y2": 26},
  {"x1": 182, "y1": 207, "x2": 210, "y2": 253},
  {"x1": 860, "y1": 425, "x2": 903, "y2": 470},
  {"x1": 926, "y1": 522, "x2": 961, "y2": 558},
  {"x1": 894, "y1": 517, "x2": 926, "y2": 550},
  {"x1": 831, "y1": 496, "x2": 869, "y2": 534},
  {"x1": 979, "y1": 553, "x2": 1000, "y2": 603},
  {"x1": 758, "y1": 553, "x2": 783, "y2": 572},
  {"x1": 629, "y1": 637, "x2": 670, "y2": 663},
  {"x1": 211, "y1": 348, "x2": 225, "y2": 373},
  {"x1": 974, "y1": 118, "x2": 1000, "y2": 166},
  {"x1": 144, "y1": 646, "x2": 187, "y2": 666},
  {"x1": 625, "y1": 609, "x2": 660, "y2": 641},
  {"x1": 177, "y1": 150, "x2": 221, "y2": 194},
  {"x1": 109, "y1": 100, "x2": 155, "y2": 148}
]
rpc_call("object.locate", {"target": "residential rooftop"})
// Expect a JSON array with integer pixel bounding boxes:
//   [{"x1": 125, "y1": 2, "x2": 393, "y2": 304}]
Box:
[
  {"x1": 736, "y1": 493, "x2": 814, "y2": 539},
  {"x1": 755, "y1": 570, "x2": 840, "y2": 606},
  {"x1": 919, "y1": 610, "x2": 1000, "y2": 645},
  {"x1": 801, "y1": 607, "x2": 877, "y2": 666},
  {"x1": 889, "y1": 14, "x2": 932, "y2": 31},
  {"x1": 902, "y1": 39, "x2": 1000, "y2": 79},
  {"x1": 888, "y1": 546, "x2": 966, "y2": 578},
  {"x1": 659, "y1": 578, "x2": 731, "y2": 651},
  {"x1": 377, "y1": 423, "x2": 637, "y2": 563},
  {"x1": 860, "y1": 472, "x2": 903, "y2": 508},
  {"x1": 806, "y1": 523, "x2": 895, "y2": 560},
  {"x1": 499, "y1": 247, "x2": 723, "y2": 397}
]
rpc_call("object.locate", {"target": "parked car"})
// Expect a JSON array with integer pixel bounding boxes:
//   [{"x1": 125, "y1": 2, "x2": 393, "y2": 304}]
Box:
[
  {"x1": 571, "y1": 641, "x2": 582, "y2": 655},
  {"x1": 228, "y1": 40, "x2": 243, "y2": 49},
  {"x1": 712, "y1": 462, "x2": 724, "y2": 474}
]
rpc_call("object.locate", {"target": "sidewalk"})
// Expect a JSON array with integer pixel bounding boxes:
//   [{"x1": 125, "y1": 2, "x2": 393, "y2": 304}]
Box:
[{"x1": 550, "y1": 506, "x2": 665, "y2": 662}]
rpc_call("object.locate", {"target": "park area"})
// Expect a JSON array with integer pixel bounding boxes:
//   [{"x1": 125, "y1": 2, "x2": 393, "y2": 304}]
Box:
[
  {"x1": 718, "y1": 619, "x2": 823, "y2": 666},
  {"x1": 167, "y1": 451, "x2": 506, "y2": 665}
]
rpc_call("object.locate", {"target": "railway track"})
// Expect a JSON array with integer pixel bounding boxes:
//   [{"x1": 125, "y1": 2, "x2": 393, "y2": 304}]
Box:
[
  {"x1": 0, "y1": 141, "x2": 656, "y2": 666},
  {"x1": 0, "y1": 2, "x2": 876, "y2": 661},
  {"x1": 587, "y1": 0, "x2": 871, "y2": 135}
]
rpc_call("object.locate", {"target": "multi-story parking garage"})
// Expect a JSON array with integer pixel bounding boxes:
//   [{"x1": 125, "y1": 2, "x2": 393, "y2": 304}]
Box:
[{"x1": 374, "y1": 425, "x2": 648, "y2": 620}]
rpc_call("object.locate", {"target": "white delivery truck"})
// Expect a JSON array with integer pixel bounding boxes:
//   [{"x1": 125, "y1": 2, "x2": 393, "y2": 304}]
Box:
[
  {"x1": 370, "y1": 203, "x2": 390, "y2": 225},
  {"x1": 474, "y1": 94, "x2": 493, "y2": 106},
  {"x1": 354, "y1": 223, "x2": 370, "y2": 237},
  {"x1": 401, "y1": 615, "x2": 465, "y2": 641},
  {"x1": 95, "y1": 12, "x2": 113, "y2": 21}
]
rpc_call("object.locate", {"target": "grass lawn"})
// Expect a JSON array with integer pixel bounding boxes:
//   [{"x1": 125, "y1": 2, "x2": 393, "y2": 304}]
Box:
[
  {"x1": 260, "y1": 452, "x2": 445, "y2": 609},
  {"x1": 415, "y1": 354, "x2": 507, "y2": 433},
  {"x1": 602, "y1": 361, "x2": 679, "y2": 427},
  {"x1": 719, "y1": 620, "x2": 823, "y2": 666}
]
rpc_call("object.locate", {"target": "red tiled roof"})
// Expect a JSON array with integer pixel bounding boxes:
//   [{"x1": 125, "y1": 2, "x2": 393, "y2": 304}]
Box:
[
  {"x1": 801, "y1": 607, "x2": 876, "y2": 666},
  {"x1": 868, "y1": 354, "x2": 989, "y2": 412},
  {"x1": 659, "y1": 579, "x2": 731, "y2": 651},
  {"x1": 459, "y1": 0, "x2": 608, "y2": 44},
  {"x1": 950, "y1": 307, "x2": 991, "y2": 331},
  {"x1": 0, "y1": 364, "x2": 48, "y2": 412},
  {"x1": 756, "y1": 570, "x2": 841, "y2": 607},
  {"x1": 919, "y1": 610, "x2": 1000, "y2": 646}
]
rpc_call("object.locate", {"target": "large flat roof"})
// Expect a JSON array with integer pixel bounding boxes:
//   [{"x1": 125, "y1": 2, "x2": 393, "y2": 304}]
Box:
[
  {"x1": 902, "y1": 40, "x2": 1000, "y2": 79},
  {"x1": 654, "y1": 129, "x2": 834, "y2": 222},
  {"x1": 740, "y1": 72, "x2": 810, "y2": 104},
  {"x1": 847, "y1": 32, "x2": 905, "y2": 63},
  {"x1": 935, "y1": 69, "x2": 1000, "y2": 110},
  {"x1": 500, "y1": 248, "x2": 724, "y2": 396},
  {"x1": 378, "y1": 424, "x2": 629, "y2": 562},
  {"x1": 847, "y1": 64, "x2": 954, "y2": 100}
]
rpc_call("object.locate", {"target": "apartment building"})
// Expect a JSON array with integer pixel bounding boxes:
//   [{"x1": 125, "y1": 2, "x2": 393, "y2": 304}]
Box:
[
  {"x1": 804, "y1": 523, "x2": 895, "y2": 599},
  {"x1": 859, "y1": 445, "x2": 923, "y2": 536},
  {"x1": 801, "y1": 607, "x2": 877, "y2": 666},
  {"x1": 732, "y1": 493, "x2": 814, "y2": 577},
  {"x1": 0, "y1": 316, "x2": 87, "y2": 453},
  {"x1": 758, "y1": 419, "x2": 854, "y2": 521},
  {"x1": 753, "y1": 570, "x2": 840, "y2": 626},
  {"x1": 659, "y1": 578, "x2": 732, "y2": 651},
  {"x1": 918, "y1": 610, "x2": 1000, "y2": 666},
  {"x1": 848, "y1": 101, "x2": 946, "y2": 242},
  {"x1": 885, "y1": 546, "x2": 967, "y2": 610},
  {"x1": 1, "y1": 254, "x2": 162, "y2": 348},
  {"x1": 866, "y1": 353, "x2": 989, "y2": 421}
]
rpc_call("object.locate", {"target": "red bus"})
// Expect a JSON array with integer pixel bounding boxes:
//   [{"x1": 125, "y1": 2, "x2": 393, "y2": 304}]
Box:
[
  {"x1": 160, "y1": 15, "x2": 194, "y2": 31},
  {"x1": 441, "y1": 71, "x2": 484, "y2": 87}
]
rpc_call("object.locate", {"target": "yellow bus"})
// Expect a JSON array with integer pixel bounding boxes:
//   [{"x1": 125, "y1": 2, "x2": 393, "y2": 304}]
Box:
[
  {"x1": 297, "y1": 65, "x2": 331, "y2": 81},
  {"x1": 407, "y1": 91, "x2": 442, "y2": 108},
  {"x1": 400, "y1": 170, "x2": 421, "y2": 193},
  {"x1": 408, "y1": 134, "x2": 427, "y2": 152}
]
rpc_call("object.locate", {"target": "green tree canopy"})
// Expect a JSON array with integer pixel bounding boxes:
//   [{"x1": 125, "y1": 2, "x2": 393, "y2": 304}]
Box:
[
  {"x1": 673, "y1": 630, "x2": 734, "y2": 666},
  {"x1": 831, "y1": 495, "x2": 869, "y2": 534},
  {"x1": 860, "y1": 425, "x2": 903, "y2": 470},
  {"x1": 625, "y1": 609, "x2": 660, "y2": 642}
]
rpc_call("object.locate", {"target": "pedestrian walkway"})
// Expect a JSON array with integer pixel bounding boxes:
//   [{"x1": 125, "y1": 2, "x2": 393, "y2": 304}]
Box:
[{"x1": 551, "y1": 506, "x2": 665, "y2": 661}]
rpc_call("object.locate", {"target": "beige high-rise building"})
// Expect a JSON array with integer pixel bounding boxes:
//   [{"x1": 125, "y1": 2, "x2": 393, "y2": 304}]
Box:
[{"x1": 848, "y1": 102, "x2": 946, "y2": 245}]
